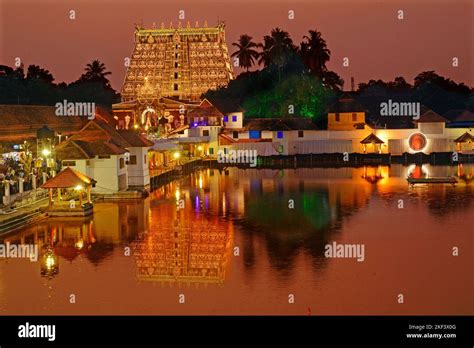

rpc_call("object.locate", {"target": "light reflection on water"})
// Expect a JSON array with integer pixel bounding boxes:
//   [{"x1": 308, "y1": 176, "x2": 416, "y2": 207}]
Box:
[{"x1": 0, "y1": 164, "x2": 472, "y2": 315}]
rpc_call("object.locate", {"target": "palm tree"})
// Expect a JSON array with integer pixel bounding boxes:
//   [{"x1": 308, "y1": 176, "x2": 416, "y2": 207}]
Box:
[
  {"x1": 81, "y1": 60, "x2": 111, "y2": 84},
  {"x1": 231, "y1": 34, "x2": 260, "y2": 72},
  {"x1": 299, "y1": 29, "x2": 331, "y2": 77},
  {"x1": 321, "y1": 71, "x2": 344, "y2": 91},
  {"x1": 26, "y1": 65, "x2": 54, "y2": 83},
  {"x1": 258, "y1": 28, "x2": 296, "y2": 68}
]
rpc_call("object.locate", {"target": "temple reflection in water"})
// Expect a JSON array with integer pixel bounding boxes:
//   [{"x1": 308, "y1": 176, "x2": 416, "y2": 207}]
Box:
[
  {"x1": 132, "y1": 212, "x2": 233, "y2": 285},
  {"x1": 1, "y1": 163, "x2": 472, "y2": 282},
  {"x1": 0, "y1": 164, "x2": 472, "y2": 315}
]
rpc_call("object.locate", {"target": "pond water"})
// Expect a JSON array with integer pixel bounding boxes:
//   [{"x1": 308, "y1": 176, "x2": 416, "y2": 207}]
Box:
[{"x1": 0, "y1": 164, "x2": 472, "y2": 315}]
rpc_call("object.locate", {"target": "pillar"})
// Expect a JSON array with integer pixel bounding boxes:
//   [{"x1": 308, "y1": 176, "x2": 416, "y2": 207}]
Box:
[
  {"x1": 43, "y1": 172, "x2": 47, "y2": 184},
  {"x1": 79, "y1": 191, "x2": 83, "y2": 206},
  {"x1": 19, "y1": 178, "x2": 24, "y2": 194},
  {"x1": 5, "y1": 181, "x2": 10, "y2": 197},
  {"x1": 57, "y1": 188, "x2": 62, "y2": 201},
  {"x1": 32, "y1": 174, "x2": 36, "y2": 190},
  {"x1": 86, "y1": 186, "x2": 91, "y2": 203},
  {"x1": 48, "y1": 188, "x2": 53, "y2": 207}
]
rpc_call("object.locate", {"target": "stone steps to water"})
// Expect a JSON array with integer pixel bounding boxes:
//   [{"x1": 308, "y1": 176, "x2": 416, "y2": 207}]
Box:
[{"x1": 0, "y1": 209, "x2": 47, "y2": 236}]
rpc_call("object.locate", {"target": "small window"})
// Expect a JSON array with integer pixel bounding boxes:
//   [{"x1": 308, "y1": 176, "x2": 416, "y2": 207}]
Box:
[
  {"x1": 175, "y1": 53, "x2": 178, "y2": 59},
  {"x1": 129, "y1": 155, "x2": 137, "y2": 165},
  {"x1": 298, "y1": 130, "x2": 304, "y2": 138},
  {"x1": 223, "y1": 116, "x2": 228, "y2": 122},
  {"x1": 249, "y1": 130, "x2": 261, "y2": 139},
  {"x1": 144, "y1": 155, "x2": 147, "y2": 164},
  {"x1": 178, "y1": 130, "x2": 185, "y2": 134},
  {"x1": 120, "y1": 158, "x2": 125, "y2": 169},
  {"x1": 203, "y1": 130, "x2": 210, "y2": 136},
  {"x1": 232, "y1": 115, "x2": 237, "y2": 122},
  {"x1": 174, "y1": 62, "x2": 178, "y2": 68},
  {"x1": 277, "y1": 131, "x2": 283, "y2": 139},
  {"x1": 209, "y1": 148, "x2": 214, "y2": 155},
  {"x1": 174, "y1": 84, "x2": 178, "y2": 91},
  {"x1": 335, "y1": 113, "x2": 340, "y2": 122},
  {"x1": 98, "y1": 155, "x2": 111, "y2": 159},
  {"x1": 62, "y1": 160, "x2": 76, "y2": 167},
  {"x1": 175, "y1": 44, "x2": 178, "y2": 49},
  {"x1": 224, "y1": 148, "x2": 228, "y2": 154},
  {"x1": 232, "y1": 131, "x2": 239, "y2": 139},
  {"x1": 352, "y1": 113, "x2": 357, "y2": 122},
  {"x1": 174, "y1": 72, "x2": 178, "y2": 79}
]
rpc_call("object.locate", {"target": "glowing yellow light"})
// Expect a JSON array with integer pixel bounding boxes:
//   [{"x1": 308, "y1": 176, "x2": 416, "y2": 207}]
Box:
[
  {"x1": 133, "y1": 124, "x2": 139, "y2": 129},
  {"x1": 75, "y1": 240, "x2": 84, "y2": 250},
  {"x1": 197, "y1": 146, "x2": 203, "y2": 151},
  {"x1": 175, "y1": 189, "x2": 180, "y2": 201},
  {"x1": 41, "y1": 149, "x2": 51, "y2": 157},
  {"x1": 199, "y1": 176, "x2": 203, "y2": 189},
  {"x1": 74, "y1": 185, "x2": 83, "y2": 191},
  {"x1": 173, "y1": 152, "x2": 180, "y2": 159},
  {"x1": 45, "y1": 255, "x2": 55, "y2": 269}
]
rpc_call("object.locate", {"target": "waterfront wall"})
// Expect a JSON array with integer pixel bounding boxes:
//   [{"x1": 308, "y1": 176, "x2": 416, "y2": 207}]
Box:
[{"x1": 222, "y1": 127, "x2": 472, "y2": 156}]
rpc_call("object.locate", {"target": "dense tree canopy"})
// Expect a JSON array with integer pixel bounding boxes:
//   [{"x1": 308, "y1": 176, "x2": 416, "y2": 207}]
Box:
[
  {"x1": 242, "y1": 74, "x2": 334, "y2": 126},
  {"x1": 204, "y1": 27, "x2": 344, "y2": 122},
  {"x1": 205, "y1": 27, "x2": 473, "y2": 125},
  {"x1": 0, "y1": 60, "x2": 119, "y2": 109}
]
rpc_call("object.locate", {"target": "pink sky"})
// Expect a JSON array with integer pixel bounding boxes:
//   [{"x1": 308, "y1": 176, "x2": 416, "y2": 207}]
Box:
[{"x1": 0, "y1": 0, "x2": 472, "y2": 91}]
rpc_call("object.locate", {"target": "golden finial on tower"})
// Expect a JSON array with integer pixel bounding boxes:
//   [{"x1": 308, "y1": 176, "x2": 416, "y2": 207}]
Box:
[
  {"x1": 178, "y1": 21, "x2": 182, "y2": 28},
  {"x1": 204, "y1": 20, "x2": 208, "y2": 27},
  {"x1": 187, "y1": 21, "x2": 191, "y2": 28},
  {"x1": 161, "y1": 22, "x2": 165, "y2": 29},
  {"x1": 169, "y1": 22, "x2": 173, "y2": 29}
]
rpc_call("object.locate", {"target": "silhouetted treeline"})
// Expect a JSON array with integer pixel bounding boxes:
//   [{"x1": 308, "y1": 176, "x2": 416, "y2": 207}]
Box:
[
  {"x1": 205, "y1": 27, "x2": 473, "y2": 125},
  {"x1": 0, "y1": 60, "x2": 120, "y2": 109}
]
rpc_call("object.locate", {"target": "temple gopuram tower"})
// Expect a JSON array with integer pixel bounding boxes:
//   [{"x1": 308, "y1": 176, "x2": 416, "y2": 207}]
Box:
[{"x1": 121, "y1": 21, "x2": 234, "y2": 103}]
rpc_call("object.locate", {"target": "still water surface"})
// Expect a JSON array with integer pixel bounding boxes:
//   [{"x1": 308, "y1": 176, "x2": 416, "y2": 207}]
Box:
[{"x1": 0, "y1": 164, "x2": 472, "y2": 315}]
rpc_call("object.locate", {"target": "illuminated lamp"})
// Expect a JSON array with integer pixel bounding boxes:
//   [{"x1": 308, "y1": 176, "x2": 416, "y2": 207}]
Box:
[{"x1": 408, "y1": 133, "x2": 427, "y2": 152}]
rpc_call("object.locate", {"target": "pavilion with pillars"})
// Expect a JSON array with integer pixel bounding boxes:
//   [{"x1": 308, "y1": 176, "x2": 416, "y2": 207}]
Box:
[{"x1": 41, "y1": 167, "x2": 96, "y2": 216}]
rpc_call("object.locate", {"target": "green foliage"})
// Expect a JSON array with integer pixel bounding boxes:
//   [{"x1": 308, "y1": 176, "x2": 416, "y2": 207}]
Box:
[
  {"x1": 0, "y1": 61, "x2": 119, "y2": 109},
  {"x1": 242, "y1": 74, "x2": 334, "y2": 124}
]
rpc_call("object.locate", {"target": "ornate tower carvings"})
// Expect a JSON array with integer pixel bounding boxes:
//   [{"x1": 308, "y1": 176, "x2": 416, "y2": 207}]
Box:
[{"x1": 122, "y1": 22, "x2": 234, "y2": 103}]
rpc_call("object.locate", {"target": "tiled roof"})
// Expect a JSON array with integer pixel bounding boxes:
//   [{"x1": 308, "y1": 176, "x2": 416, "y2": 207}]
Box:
[
  {"x1": 454, "y1": 132, "x2": 474, "y2": 143},
  {"x1": 415, "y1": 109, "x2": 448, "y2": 123},
  {"x1": 360, "y1": 133, "x2": 384, "y2": 144},
  {"x1": 55, "y1": 119, "x2": 151, "y2": 160},
  {"x1": 327, "y1": 94, "x2": 366, "y2": 113},
  {"x1": 94, "y1": 106, "x2": 119, "y2": 126},
  {"x1": 55, "y1": 139, "x2": 127, "y2": 160},
  {"x1": 219, "y1": 133, "x2": 236, "y2": 145},
  {"x1": 0, "y1": 105, "x2": 86, "y2": 128},
  {"x1": 42, "y1": 167, "x2": 95, "y2": 189},
  {"x1": 117, "y1": 130, "x2": 154, "y2": 147},
  {"x1": 444, "y1": 110, "x2": 474, "y2": 122},
  {"x1": 75, "y1": 140, "x2": 128, "y2": 156},
  {"x1": 70, "y1": 120, "x2": 152, "y2": 148},
  {"x1": 0, "y1": 105, "x2": 86, "y2": 141},
  {"x1": 187, "y1": 99, "x2": 224, "y2": 119},
  {"x1": 55, "y1": 140, "x2": 92, "y2": 160},
  {"x1": 242, "y1": 118, "x2": 317, "y2": 131}
]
